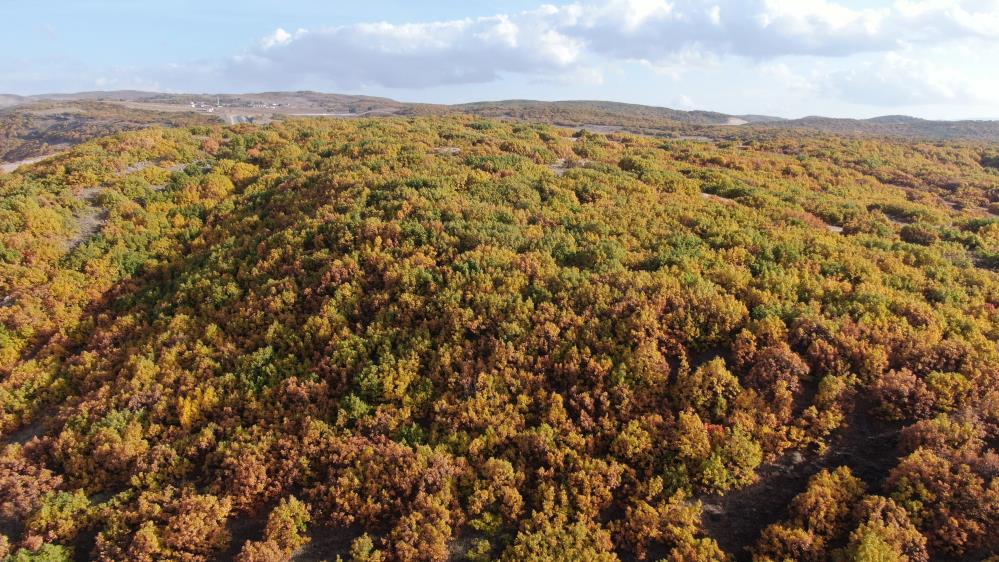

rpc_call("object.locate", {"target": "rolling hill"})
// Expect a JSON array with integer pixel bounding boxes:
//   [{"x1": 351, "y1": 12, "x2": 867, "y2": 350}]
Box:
[
  {"x1": 0, "y1": 101, "x2": 217, "y2": 163},
  {"x1": 4, "y1": 92, "x2": 999, "y2": 166},
  {"x1": 0, "y1": 115, "x2": 996, "y2": 561},
  {"x1": 762, "y1": 114, "x2": 999, "y2": 142}
]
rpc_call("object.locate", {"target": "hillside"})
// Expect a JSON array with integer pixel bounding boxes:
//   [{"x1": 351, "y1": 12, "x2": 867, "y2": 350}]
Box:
[
  {"x1": 0, "y1": 94, "x2": 413, "y2": 167},
  {"x1": 759, "y1": 115, "x2": 999, "y2": 142},
  {"x1": 0, "y1": 101, "x2": 217, "y2": 163},
  {"x1": 22, "y1": 91, "x2": 407, "y2": 112},
  {"x1": 0, "y1": 116, "x2": 996, "y2": 561},
  {"x1": 447, "y1": 102, "x2": 999, "y2": 142},
  {"x1": 5, "y1": 92, "x2": 999, "y2": 148},
  {"x1": 447, "y1": 100, "x2": 754, "y2": 125}
]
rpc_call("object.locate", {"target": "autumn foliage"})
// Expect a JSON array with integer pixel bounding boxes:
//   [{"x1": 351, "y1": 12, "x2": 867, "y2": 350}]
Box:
[{"x1": 0, "y1": 117, "x2": 996, "y2": 560}]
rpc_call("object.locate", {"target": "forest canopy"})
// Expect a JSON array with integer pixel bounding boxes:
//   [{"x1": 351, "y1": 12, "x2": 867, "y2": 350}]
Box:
[{"x1": 0, "y1": 116, "x2": 996, "y2": 561}]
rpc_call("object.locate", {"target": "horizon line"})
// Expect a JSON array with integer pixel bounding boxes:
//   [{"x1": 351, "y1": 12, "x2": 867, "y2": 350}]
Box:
[{"x1": 4, "y1": 89, "x2": 999, "y2": 124}]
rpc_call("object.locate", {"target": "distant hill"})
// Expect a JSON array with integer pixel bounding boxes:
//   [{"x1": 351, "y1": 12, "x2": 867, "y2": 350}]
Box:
[
  {"x1": 433, "y1": 100, "x2": 999, "y2": 141},
  {"x1": 737, "y1": 114, "x2": 787, "y2": 124},
  {"x1": 405, "y1": 99, "x2": 778, "y2": 138},
  {"x1": 19, "y1": 90, "x2": 411, "y2": 114},
  {"x1": 447, "y1": 99, "x2": 756, "y2": 126},
  {"x1": 26, "y1": 90, "x2": 161, "y2": 102},
  {"x1": 0, "y1": 100, "x2": 216, "y2": 162},
  {"x1": 760, "y1": 115, "x2": 999, "y2": 141},
  {"x1": 3, "y1": 91, "x2": 999, "y2": 158},
  {"x1": 436, "y1": 100, "x2": 785, "y2": 127}
]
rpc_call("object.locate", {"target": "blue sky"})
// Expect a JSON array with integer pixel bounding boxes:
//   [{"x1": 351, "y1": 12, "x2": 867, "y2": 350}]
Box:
[{"x1": 3, "y1": 0, "x2": 999, "y2": 119}]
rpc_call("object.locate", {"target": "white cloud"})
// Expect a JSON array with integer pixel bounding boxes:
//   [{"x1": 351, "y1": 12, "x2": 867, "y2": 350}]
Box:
[
  {"x1": 708, "y1": 5, "x2": 722, "y2": 26},
  {"x1": 51, "y1": 0, "x2": 973, "y2": 121},
  {"x1": 260, "y1": 28, "x2": 294, "y2": 49},
  {"x1": 222, "y1": 11, "x2": 583, "y2": 90},
  {"x1": 540, "y1": 0, "x2": 890, "y2": 63},
  {"x1": 555, "y1": 0, "x2": 999, "y2": 60},
  {"x1": 213, "y1": 0, "x2": 999, "y2": 91}
]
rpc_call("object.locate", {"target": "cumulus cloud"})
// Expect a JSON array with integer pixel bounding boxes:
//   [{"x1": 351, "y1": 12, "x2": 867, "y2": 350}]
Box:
[
  {"x1": 221, "y1": 12, "x2": 583, "y2": 90},
  {"x1": 555, "y1": 0, "x2": 890, "y2": 60},
  {"x1": 558, "y1": 0, "x2": 999, "y2": 61},
  {"x1": 260, "y1": 28, "x2": 294, "y2": 50},
  {"x1": 209, "y1": 0, "x2": 998, "y2": 91}
]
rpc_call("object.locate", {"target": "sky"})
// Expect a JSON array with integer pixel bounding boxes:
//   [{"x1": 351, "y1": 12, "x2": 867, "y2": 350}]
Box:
[{"x1": 2, "y1": 0, "x2": 999, "y2": 120}]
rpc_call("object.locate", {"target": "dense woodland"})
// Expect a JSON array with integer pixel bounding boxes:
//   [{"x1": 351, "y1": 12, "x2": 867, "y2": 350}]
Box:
[{"x1": 0, "y1": 117, "x2": 996, "y2": 561}]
